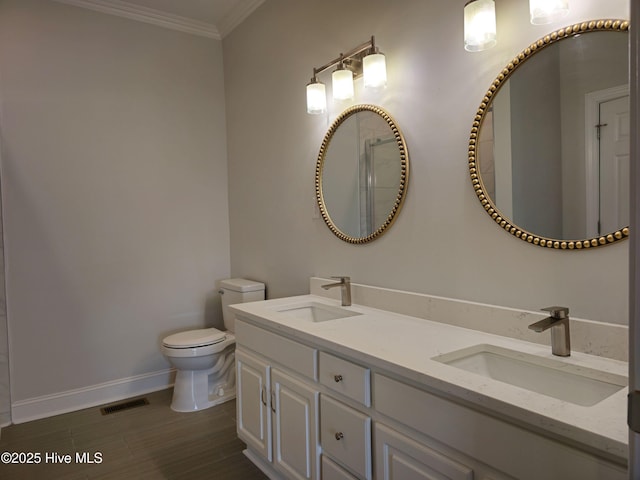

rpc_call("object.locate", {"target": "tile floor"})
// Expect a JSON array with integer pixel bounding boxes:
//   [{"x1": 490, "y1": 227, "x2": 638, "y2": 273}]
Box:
[{"x1": 0, "y1": 389, "x2": 267, "y2": 479}]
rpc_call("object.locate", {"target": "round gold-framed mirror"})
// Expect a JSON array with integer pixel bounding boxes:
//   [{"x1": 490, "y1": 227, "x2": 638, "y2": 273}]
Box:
[
  {"x1": 468, "y1": 20, "x2": 630, "y2": 249},
  {"x1": 316, "y1": 104, "x2": 409, "y2": 244}
]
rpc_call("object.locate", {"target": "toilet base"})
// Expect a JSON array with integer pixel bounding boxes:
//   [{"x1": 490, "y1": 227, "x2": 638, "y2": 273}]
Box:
[
  {"x1": 169, "y1": 350, "x2": 236, "y2": 412},
  {"x1": 170, "y1": 385, "x2": 236, "y2": 413}
]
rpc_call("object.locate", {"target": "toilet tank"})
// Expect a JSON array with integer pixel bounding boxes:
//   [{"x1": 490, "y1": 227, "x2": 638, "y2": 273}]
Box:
[{"x1": 219, "y1": 278, "x2": 265, "y2": 333}]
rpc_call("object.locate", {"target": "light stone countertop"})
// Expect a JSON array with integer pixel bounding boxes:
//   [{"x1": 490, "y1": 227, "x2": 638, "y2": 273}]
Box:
[{"x1": 230, "y1": 294, "x2": 629, "y2": 463}]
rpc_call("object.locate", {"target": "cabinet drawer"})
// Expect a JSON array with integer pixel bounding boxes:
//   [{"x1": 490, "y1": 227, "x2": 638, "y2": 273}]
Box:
[
  {"x1": 319, "y1": 352, "x2": 371, "y2": 406},
  {"x1": 235, "y1": 319, "x2": 317, "y2": 379},
  {"x1": 320, "y1": 395, "x2": 371, "y2": 480},
  {"x1": 322, "y1": 455, "x2": 358, "y2": 480}
]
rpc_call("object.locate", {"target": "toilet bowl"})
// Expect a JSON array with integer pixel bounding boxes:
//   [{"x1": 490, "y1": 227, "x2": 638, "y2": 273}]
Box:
[
  {"x1": 162, "y1": 329, "x2": 236, "y2": 412},
  {"x1": 161, "y1": 278, "x2": 265, "y2": 412}
]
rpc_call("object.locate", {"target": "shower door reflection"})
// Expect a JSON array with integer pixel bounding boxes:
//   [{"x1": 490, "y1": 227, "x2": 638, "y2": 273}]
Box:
[{"x1": 362, "y1": 137, "x2": 402, "y2": 235}]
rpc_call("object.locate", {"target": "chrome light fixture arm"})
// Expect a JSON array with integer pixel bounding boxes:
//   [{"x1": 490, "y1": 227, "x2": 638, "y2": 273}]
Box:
[{"x1": 311, "y1": 36, "x2": 379, "y2": 80}]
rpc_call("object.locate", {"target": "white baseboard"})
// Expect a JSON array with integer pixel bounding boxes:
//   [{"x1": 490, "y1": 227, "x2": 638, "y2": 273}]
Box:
[{"x1": 11, "y1": 368, "x2": 176, "y2": 424}]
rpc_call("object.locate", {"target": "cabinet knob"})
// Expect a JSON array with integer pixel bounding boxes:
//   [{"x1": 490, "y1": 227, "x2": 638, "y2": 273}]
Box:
[
  {"x1": 335, "y1": 432, "x2": 344, "y2": 441},
  {"x1": 334, "y1": 374, "x2": 343, "y2": 383}
]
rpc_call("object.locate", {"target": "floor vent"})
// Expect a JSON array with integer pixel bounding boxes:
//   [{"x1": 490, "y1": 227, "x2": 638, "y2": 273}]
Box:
[{"x1": 100, "y1": 397, "x2": 149, "y2": 415}]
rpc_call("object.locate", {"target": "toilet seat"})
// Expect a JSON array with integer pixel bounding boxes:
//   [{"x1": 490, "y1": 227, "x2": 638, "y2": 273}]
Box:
[
  {"x1": 163, "y1": 328, "x2": 226, "y2": 349},
  {"x1": 162, "y1": 332, "x2": 235, "y2": 359}
]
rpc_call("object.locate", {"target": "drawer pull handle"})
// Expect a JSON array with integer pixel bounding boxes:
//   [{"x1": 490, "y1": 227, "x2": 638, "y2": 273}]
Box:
[
  {"x1": 271, "y1": 391, "x2": 276, "y2": 413},
  {"x1": 261, "y1": 387, "x2": 267, "y2": 406},
  {"x1": 334, "y1": 374, "x2": 343, "y2": 383},
  {"x1": 335, "y1": 432, "x2": 344, "y2": 441}
]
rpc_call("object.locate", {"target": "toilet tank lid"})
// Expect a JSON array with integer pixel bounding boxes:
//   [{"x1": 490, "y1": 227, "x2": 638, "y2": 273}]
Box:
[{"x1": 220, "y1": 278, "x2": 265, "y2": 293}]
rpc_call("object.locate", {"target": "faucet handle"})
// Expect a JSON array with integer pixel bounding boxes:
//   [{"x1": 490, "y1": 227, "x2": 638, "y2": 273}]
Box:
[
  {"x1": 541, "y1": 306, "x2": 569, "y2": 319},
  {"x1": 331, "y1": 276, "x2": 350, "y2": 283}
]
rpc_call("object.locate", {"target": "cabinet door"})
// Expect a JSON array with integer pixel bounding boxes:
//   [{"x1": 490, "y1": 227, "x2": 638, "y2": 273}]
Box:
[
  {"x1": 375, "y1": 423, "x2": 473, "y2": 480},
  {"x1": 272, "y1": 368, "x2": 319, "y2": 480},
  {"x1": 236, "y1": 349, "x2": 272, "y2": 461}
]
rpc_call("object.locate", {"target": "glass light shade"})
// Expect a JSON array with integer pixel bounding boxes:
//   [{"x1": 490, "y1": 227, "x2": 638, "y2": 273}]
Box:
[
  {"x1": 363, "y1": 52, "x2": 387, "y2": 89},
  {"x1": 332, "y1": 68, "x2": 354, "y2": 100},
  {"x1": 464, "y1": 0, "x2": 497, "y2": 52},
  {"x1": 306, "y1": 81, "x2": 326, "y2": 114},
  {"x1": 529, "y1": 0, "x2": 569, "y2": 25}
]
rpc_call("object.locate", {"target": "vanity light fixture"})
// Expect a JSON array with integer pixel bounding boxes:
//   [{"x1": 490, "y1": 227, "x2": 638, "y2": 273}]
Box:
[
  {"x1": 529, "y1": 0, "x2": 569, "y2": 25},
  {"x1": 306, "y1": 77, "x2": 327, "y2": 115},
  {"x1": 464, "y1": 0, "x2": 497, "y2": 52},
  {"x1": 363, "y1": 47, "x2": 387, "y2": 89},
  {"x1": 332, "y1": 56, "x2": 354, "y2": 101},
  {"x1": 306, "y1": 36, "x2": 386, "y2": 114}
]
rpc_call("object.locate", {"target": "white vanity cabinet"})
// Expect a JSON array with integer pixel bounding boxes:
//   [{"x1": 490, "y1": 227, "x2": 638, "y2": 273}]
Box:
[
  {"x1": 236, "y1": 348, "x2": 320, "y2": 480},
  {"x1": 234, "y1": 315, "x2": 627, "y2": 480},
  {"x1": 235, "y1": 320, "x2": 320, "y2": 480}
]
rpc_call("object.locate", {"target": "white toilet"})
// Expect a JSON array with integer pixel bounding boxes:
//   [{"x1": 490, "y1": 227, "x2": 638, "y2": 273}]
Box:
[{"x1": 161, "y1": 278, "x2": 265, "y2": 412}]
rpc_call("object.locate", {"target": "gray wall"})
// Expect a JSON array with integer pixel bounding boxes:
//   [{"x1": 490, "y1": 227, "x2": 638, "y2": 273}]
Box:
[
  {"x1": 510, "y1": 46, "x2": 563, "y2": 239},
  {"x1": 0, "y1": 0, "x2": 629, "y2": 420},
  {"x1": 0, "y1": 0, "x2": 231, "y2": 404},
  {"x1": 224, "y1": 0, "x2": 629, "y2": 324}
]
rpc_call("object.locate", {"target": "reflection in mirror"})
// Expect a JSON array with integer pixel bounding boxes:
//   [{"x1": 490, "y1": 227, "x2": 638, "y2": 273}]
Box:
[
  {"x1": 316, "y1": 105, "x2": 409, "y2": 243},
  {"x1": 469, "y1": 20, "x2": 630, "y2": 249}
]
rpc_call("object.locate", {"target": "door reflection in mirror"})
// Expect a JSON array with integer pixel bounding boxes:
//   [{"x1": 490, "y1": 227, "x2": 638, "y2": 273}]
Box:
[{"x1": 475, "y1": 27, "x2": 629, "y2": 245}]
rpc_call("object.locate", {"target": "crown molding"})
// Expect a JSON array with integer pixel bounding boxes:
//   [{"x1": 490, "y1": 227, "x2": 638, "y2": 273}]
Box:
[
  {"x1": 217, "y1": 0, "x2": 266, "y2": 38},
  {"x1": 53, "y1": 0, "x2": 221, "y2": 39}
]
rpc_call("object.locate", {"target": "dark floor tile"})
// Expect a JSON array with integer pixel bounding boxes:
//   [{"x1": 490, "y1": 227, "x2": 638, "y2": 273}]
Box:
[{"x1": 0, "y1": 389, "x2": 267, "y2": 480}]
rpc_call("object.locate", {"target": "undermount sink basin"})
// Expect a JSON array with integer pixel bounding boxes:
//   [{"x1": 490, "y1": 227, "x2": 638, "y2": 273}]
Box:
[
  {"x1": 274, "y1": 302, "x2": 362, "y2": 322},
  {"x1": 432, "y1": 344, "x2": 626, "y2": 407}
]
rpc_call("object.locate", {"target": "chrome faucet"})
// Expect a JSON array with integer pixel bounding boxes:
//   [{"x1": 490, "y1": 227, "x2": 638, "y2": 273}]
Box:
[
  {"x1": 528, "y1": 306, "x2": 570, "y2": 356},
  {"x1": 321, "y1": 276, "x2": 351, "y2": 306}
]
